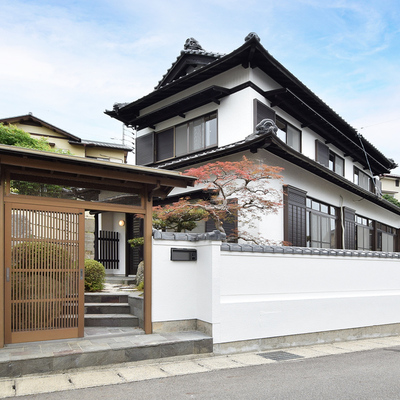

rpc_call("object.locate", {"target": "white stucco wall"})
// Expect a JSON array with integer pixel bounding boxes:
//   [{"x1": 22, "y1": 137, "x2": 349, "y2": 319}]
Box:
[
  {"x1": 152, "y1": 238, "x2": 400, "y2": 345},
  {"x1": 217, "y1": 251, "x2": 400, "y2": 343},
  {"x1": 151, "y1": 239, "x2": 220, "y2": 323}
]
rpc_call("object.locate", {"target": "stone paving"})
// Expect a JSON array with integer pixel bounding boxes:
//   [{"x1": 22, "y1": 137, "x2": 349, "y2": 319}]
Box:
[
  {"x1": 1, "y1": 335, "x2": 400, "y2": 398},
  {"x1": 0, "y1": 329, "x2": 212, "y2": 378}
]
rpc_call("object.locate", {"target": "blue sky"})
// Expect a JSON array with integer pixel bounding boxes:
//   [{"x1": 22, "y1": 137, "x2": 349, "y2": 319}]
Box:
[{"x1": 1, "y1": 0, "x2": 400, "y2": 171}]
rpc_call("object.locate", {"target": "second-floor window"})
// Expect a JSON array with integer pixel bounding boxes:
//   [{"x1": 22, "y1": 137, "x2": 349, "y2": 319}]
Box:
[
  {"x1": 354, "y1": 167, "x2": 373, "y2": 192},
  {"x1": 315, "y1": 140, "x2": 344, "y2": 176},
  {"x1": 136, "y1": 113, "x2": 217, "y2": 165},
  {"x1": 253, "y1": 100, "x2": 301, "y2": 153},
  {"x1": 276, "y1": 116, "x2": 301, "y2": 152},
  {"x1": 156, "y1": 113, "x2": 217, "y2": 162},
  {"x1": 175, "y1": 113, "x2": 217, "y2": 157}
]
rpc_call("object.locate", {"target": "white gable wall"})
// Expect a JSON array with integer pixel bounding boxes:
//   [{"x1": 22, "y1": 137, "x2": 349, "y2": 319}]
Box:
[
  {"x1": 250, "y1": 67, "x2": 281, "y2": 91},
  {"x1": 217, "y1": 87, "x2": 254, "y2": 145}
]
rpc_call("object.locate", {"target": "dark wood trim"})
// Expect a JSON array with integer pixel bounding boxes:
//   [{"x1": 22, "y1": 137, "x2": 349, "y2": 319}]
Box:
[
  {"x1": 343, "y1": 207, "x2": 356, "y2": 250},
  {"x1": 283, "y1": 185, "x2": 307, "y2": 247},
  {"x1": 143, "y1": 186, "x2": 153, "y2": 334}
]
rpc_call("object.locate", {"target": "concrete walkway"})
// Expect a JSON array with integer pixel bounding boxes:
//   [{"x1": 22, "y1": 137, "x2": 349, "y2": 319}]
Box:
[{"x1": 1, "y1": 335, "x2": 400, "y2": 398}]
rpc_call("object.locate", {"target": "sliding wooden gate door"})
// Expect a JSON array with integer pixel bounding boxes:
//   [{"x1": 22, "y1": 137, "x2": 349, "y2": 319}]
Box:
[{"x1": 4, "y1": 203, "x2": 85, "y2": 344}]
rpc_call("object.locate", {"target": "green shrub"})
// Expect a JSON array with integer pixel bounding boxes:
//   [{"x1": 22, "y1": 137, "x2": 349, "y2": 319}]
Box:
[
  {"x1": 84, "y1": 259, "x2": 106, "y2": 292},
  {"x1": 128, "y1": 237, "x2": 144, "y2": 248}
]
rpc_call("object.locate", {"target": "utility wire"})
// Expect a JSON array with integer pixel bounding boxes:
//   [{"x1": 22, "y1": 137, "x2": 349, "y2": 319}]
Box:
[
  {"x1": 358, "y1": 117, "x2": 400, "y2": 130},
  {"x1": 356, "y1": 132, "x2": 380, "y2": 195}
]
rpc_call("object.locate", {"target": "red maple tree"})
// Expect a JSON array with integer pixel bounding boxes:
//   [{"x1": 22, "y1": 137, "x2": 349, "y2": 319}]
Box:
[{"x1": 153, "y1": 156, "x2": 284, "y2": 244}]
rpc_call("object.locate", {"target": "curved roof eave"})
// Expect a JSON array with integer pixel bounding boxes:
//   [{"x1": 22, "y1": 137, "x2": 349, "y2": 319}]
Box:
[{"x1": 105, "y1": 35, "x2": 396, "y2": 173}]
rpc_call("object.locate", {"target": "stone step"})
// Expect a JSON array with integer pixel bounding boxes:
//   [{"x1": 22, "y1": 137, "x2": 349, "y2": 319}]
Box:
[
  {"x1": 84, "y1": 293, "x2": 129, "y2": 304},
  {"x1": 85, "y1": 303, "x2": 131, "y2": 315},
  {"x1": 84, "y1": 314, "x2": 139, "y2": 327},
  {"x1": 105, "y1": 276, "x2": 136, "y2": 285}
]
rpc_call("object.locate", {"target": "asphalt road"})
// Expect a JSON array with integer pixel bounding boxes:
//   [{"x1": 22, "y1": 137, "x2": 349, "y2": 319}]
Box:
[{"x1": 14, "y1": 346, "x2": 400, "y2": 400}]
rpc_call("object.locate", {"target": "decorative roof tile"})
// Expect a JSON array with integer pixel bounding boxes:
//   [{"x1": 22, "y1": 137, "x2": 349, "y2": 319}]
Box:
[{"x1": 155, "y1": 38, "x2": 225, "y2": 89}]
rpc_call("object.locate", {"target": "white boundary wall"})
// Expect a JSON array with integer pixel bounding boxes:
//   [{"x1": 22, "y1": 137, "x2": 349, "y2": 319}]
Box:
[{"x1": 152, "y1": 237, "x2": 400, "y2": 345}]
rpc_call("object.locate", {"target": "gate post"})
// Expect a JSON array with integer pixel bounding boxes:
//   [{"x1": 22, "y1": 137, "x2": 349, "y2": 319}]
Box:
[{"x1": 143, "y1": 187, "x2": 153, "y2": 334}]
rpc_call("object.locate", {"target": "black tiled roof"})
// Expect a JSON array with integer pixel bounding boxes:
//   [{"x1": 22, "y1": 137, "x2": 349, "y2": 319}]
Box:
[{"x1": 105, "y1": 33, "x2": 397, "y2": 174}]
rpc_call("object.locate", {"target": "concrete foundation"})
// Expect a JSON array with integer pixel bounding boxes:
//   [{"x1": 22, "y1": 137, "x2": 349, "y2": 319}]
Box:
[
  {"x1": 153, "y1": 319, "x2": 212, "y2": 337},
  {"x1": 213, "y1": 323, "x2": 400, "y2": 354}
]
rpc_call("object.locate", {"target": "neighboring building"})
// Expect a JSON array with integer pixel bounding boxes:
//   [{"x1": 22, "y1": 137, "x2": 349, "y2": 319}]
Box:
[
  {"x1": 381, "y1": 174, "x2": 400, "y2": 201},
  {"x1": 106, "y1": 33, "x2": 400, "y2": 252},
  {"x1": 0, "y1": 114, "x2": 132, "y2": 163}
]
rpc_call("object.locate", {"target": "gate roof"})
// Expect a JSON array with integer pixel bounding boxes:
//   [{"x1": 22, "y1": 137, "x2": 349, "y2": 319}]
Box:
[{"x1": 0, "y1": 144, "x2": 195, "y2": 199}]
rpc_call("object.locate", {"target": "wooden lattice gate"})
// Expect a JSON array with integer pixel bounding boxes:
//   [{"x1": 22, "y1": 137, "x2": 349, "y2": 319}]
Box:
[{"x1": 4, "y1": 203, "x2": 85, "y2": 344}]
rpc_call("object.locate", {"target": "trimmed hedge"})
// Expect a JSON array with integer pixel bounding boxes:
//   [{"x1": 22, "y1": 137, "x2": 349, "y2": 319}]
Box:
[{"x1": 84, "y1": 259, "x2": 106, "y2": 292}]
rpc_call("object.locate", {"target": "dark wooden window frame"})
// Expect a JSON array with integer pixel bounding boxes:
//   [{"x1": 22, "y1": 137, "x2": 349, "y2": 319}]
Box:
[
  {"x1": 315, "y1": 140, "x2": 344, "y2": 176},
  {"x1": 283, "y1": 185, "x2": 307, "y2": 247},
  {"x1": 253, "y1": 99, "x2": 276, "y2": 129},
  {"x1": 355, "y1": 214, "x2": 373, "y2": 251},
  {"x1": 276, "y1": 116, "x2": 302, "y2": 152},
  {"x1": 343, "y1": 207, "x2": 356, "y2": 250},
  {"x1": 376, "y1": 221, "x2": 397, "y2": 252},
  {"x1": 354, "y1": 167, "x2": 374, "y2": 193},
  {"x1": 306, "y1": 197, "x2": 339, "y2": 249},
  {"x1": 139, "y1": 112, "x2": 218, "y2": 165}
]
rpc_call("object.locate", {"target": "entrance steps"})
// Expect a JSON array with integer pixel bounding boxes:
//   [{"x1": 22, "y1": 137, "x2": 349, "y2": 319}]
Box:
[
  {"x1": 105, "y1": 276, "x2": 136, "y2": 285},
  {"x1": 84, "y1": 293, "x2": 139, "y2": 328}
]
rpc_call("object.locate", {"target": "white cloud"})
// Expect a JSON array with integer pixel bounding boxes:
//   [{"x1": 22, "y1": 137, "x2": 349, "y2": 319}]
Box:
[{"x1": 0, "y1": 0, "x2": 399, "y2": 168}]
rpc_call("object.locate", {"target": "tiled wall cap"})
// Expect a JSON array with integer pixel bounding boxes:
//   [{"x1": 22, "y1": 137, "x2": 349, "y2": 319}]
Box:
[
  {"x1": 219, "y1": 244, "x2": 400, "y2": 258},
  {"x1": 152, "y1": 229, "x2": 226, "y2": 242},
  {"x1": 152, "y1": 231, "x2": 399, "y2": 258}
]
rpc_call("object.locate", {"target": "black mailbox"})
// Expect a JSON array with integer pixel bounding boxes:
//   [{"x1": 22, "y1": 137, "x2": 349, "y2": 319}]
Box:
[{"x1": 170, "y1": 248, "x2": 197, "y2": 261}]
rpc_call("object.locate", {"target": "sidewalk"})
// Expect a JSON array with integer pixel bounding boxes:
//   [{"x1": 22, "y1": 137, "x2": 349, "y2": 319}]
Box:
[{"x1": 2, "y1": 334, "x2": 400, "y2": 398}]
